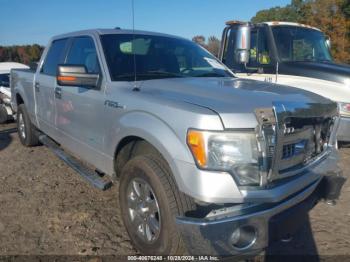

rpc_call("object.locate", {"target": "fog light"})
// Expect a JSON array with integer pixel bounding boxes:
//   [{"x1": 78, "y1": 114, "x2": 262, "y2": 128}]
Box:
[{"x1": 230, "y1": 225, "x2": 257, "y2": 250}]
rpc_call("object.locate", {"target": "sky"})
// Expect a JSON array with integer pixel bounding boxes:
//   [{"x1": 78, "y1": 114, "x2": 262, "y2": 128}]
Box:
[{"x1": 0, "y1": 0, "x2": 290, "y2": 46}]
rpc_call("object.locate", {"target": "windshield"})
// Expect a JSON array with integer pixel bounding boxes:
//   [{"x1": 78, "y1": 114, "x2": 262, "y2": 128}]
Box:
[
  {"x1": 272, "y1": 26, "x2": 332, "y2": 62},
  {"x1": 0, "y1": 73, "x2": 10, "y2": 87},
  {"x1": 100, "y1": 34, "x2": 233, "y2": 81}
]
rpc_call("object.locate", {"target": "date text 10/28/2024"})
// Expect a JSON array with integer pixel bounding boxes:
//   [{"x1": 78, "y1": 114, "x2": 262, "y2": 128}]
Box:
[{"x1": 127, "y1": 256, "x2": 220, "y2": 261}]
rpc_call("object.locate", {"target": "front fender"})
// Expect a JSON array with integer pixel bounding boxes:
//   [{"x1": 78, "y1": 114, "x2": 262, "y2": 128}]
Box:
[{"x1": 107, "y1": 111, "x2": 195, "y2": 190}]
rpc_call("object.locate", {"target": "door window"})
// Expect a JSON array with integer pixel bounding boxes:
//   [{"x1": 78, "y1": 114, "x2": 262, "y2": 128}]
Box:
[
  {"x1": 41, "y1": 39, "x2": 68, "y2": 76},
  {"x1": 248, "y1": 29, "x2": 271, "y2": 67},
  {"x1": 66, "y1": 37, "x2": 100, "y2": 74},
  {"x1": 257, "y1": 30, "x2": 271, "y2": 65},
  {"x1": 248, "y1": 30, "x2": 258, "y2": 67}
]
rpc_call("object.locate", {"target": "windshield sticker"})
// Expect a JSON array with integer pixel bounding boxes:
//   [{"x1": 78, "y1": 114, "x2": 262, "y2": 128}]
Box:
[{"x1": 204, "y1": 57, "x2": 226, "y2": 70}]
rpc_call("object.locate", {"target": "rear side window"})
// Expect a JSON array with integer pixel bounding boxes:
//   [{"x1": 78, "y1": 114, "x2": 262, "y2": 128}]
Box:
[
  {"x1": 0, "y1": 73, "x2": 10, "y2": 87},
  {"x1": 66, "y1": 37, "x2": 100, "y2": 74},
  {"x1": 41, "y1": 39, "x2": 68, "y2": 76}
]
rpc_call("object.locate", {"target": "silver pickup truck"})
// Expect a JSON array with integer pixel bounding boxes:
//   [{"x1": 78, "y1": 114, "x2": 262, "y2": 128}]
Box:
[{"x1": 11, "y1": 29, "x2": 345, "y2": 257}]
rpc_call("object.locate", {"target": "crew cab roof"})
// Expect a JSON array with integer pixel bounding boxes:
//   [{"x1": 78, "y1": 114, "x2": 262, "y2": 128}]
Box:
[{"x1": 50, "y1": 28, "x2": 187, "y2": 42}]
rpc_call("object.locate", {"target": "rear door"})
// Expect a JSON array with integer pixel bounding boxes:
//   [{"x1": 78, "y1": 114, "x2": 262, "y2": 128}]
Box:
[
  {"x1": 36, "y1": 38, "x2": 69, "y2": 137},
  {"x1": 55, "y1": 36, "x2": 107, "y2": 167}
]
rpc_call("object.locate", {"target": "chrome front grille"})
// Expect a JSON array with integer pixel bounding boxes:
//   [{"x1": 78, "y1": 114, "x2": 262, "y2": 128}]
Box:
[
  {"x1": 255, "y1": 101, "x2": 338, "y2": 186},
  {"x1": 282, "y1": 140, "x2": 307, "y2": 159},
  {"x1": 274, "y1": 118, "x2": 334, "y2": 176}
]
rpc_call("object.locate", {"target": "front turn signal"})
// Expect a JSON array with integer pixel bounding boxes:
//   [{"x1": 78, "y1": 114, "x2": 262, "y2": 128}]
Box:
[{"x1": 187, "y1": 130, "x2": 207, "y2": 168}]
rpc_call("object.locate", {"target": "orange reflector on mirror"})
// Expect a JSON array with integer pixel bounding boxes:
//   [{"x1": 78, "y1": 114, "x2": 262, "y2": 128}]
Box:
[{"x1": 57, "y1": 76, "x2": 77, "y2": 82}]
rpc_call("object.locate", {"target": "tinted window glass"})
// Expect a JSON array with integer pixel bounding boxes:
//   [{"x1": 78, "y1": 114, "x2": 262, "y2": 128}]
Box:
[
  {"x1": 246, "y1": 29, "x2": 271, "y2": 66},
  {"x1": 257, "y1": 30, "x2": 271, "y2": 65},
  {"x1": 223, "y1": 27, "x2": 271, "y2": 71},
  {"x1": 272, "y1": 26, "x2": 332, "y2": 62},
  {"x1": 66, "y1": 37, "x2": 100, "y2": 74},
  {"x1": 100, "y1": 34, "x2": 233, "y2": 81},
  {"x1": 222, "y1": 28, "x2": 235, "y2": 65},
  {"x1": 0, "y1": 73, "x2": 10, "y2": 87},
  {"x1": 248, "y1": 30, "x2": 258, "y2": 66},
  {"x1": 42, "y1": 39, "x2": 68, "y2": 76}
]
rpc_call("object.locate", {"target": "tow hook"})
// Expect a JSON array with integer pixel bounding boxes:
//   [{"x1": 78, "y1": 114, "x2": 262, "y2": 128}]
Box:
[{"x1": 320, "y1": 173, "x2": 346, "y2": 203}]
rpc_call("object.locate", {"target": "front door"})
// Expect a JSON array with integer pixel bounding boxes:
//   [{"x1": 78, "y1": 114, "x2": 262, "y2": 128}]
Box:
[{"x1": 55, "y1": 36, "x2": 107, "y2": 168}]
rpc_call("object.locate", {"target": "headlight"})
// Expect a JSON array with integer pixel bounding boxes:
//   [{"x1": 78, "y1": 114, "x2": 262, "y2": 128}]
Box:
[
  {"x1": 338, "y1": 102, "x2": 350, "y2": 117},
  {"x1": 187, "y1": 129, "x2": 260, "y2": 186}
]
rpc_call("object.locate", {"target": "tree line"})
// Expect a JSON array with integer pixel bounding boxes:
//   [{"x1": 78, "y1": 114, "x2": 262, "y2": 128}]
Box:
[{"x1": 0, "y1": 45, "x2": 44, "y2": 65}]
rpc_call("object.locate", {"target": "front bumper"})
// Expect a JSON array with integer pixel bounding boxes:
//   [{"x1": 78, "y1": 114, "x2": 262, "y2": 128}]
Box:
[
  {"x1": 337, "y1": 116, "x2": 350, "y2": 142},
  {"x1": 175, "y1": 147, "x2": 339, "y2": 204},
  {"x1": 176, "y1": 172, "x2": 345, "y2": 256}
]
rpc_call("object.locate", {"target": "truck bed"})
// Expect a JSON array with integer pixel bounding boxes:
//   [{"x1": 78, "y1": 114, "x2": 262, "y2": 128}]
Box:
[{"x1": 11, "y1": 68, "x2": 36, "y2": 119}]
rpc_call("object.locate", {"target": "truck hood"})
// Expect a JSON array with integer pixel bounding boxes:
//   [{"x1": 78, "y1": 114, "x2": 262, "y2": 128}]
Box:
[
  {"x1": 141, "y1": 77, "x2": 337, "y2": 129},
  {"x1": 279, "y1": 61, "x2": 350, "y2": 85}
]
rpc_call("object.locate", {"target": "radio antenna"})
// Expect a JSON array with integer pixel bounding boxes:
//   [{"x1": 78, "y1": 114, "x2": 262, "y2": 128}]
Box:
[{"x1": 131, "y1": 0, "x2": 139, "y2": 91}]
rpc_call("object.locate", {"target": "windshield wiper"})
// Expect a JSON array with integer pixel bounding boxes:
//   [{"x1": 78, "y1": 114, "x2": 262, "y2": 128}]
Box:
[
  {"x1": 146, "y1": 71, "x2": 184, "y2": 78},
  {"x1": 293, "y1": 58, "x2": 332, "y2": 63},
  {"x1": 195, "y1": 72, "x2": 228, "y2": 77},
  {"x1": 114, "y1": 71, "x2": 184, "y2": 80},
  {"x1": 316, "y1": 59, "x2": 332, "y2": 63}
]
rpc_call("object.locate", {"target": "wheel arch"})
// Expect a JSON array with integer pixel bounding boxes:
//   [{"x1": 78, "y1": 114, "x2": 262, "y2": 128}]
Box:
[
  {"x1": 16, "y1": 93, "x2": 25, "y2": 106},
  {"x1": 12, "y1": 91, "x2": 26, "y2": 114},
  {"x1": 110, "y1": 111, "x2": 194, "y2": 191}
]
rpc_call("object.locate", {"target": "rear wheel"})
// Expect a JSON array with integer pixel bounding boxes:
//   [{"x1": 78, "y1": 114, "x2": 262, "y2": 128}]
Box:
[
  {"x1": 119, "y1": 155, "x2": 195, "y2": 255},
  {"x1": 0, "y1": 104, "x2": 8, "y2": 124},
  {"x1": 17, "y1": 104, "x2": 39, "y2": 147}
]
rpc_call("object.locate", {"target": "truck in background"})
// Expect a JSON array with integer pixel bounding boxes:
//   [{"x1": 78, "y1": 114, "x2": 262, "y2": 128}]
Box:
[
  {"x1": 11, "y1": 28, "x2": 345, "y2": 257},
  {"x1": 0, "y1": 62, "x2": 29, "y2": 123},
  {"x1": 219, "y1": 21, "x2": 350, "y2": 142}
]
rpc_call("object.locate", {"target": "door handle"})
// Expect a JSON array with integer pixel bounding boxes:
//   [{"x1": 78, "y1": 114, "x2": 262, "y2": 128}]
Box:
[
  {"x1": 35, "y1": 82, "x2": 40, "y2": 92},
  {"x1": 54, "y1": 87, "x2": 62, "y2": 99}
]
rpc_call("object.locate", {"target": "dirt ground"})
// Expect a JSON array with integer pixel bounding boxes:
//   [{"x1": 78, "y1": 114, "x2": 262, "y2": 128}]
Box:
[{"x1": 0, "y1": 122, "x2": 349, "y2": 259}]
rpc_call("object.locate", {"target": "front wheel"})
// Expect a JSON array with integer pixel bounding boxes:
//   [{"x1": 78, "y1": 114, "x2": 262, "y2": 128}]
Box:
[
  {"x1": 119, "y1": 155, "x2": 195, "y2": 255},
  {"x1": 17, "y1": 104, "x2": 39, "y2": 147}
]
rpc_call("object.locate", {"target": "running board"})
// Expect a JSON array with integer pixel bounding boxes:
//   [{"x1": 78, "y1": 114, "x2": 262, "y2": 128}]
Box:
[{"x1": 39, "y1": 135, "x2": 112, "y2": 191}]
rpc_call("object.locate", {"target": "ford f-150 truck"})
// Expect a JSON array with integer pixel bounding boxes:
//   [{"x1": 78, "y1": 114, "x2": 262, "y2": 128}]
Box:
[
  {"x1": 11, "y1": 29, "x2": 345, "y2": 258},
  {"x1": 219, "y1": 21, "x2": 350, "y2": 142}
]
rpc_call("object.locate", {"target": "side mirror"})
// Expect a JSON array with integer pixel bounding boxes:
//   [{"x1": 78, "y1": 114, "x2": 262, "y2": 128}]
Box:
[
  {"x1": 325, "y1": 37, "x2": 331, "y2": 49},
  {"x1": 235, "y1": 25, "x2": 251, "y2": 64},
  {"x1": 57, "y1": 65, "x2": 99, "y2": 88}
]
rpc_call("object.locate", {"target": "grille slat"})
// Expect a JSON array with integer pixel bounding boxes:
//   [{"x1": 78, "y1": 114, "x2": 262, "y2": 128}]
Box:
[{"x1": 264, "y1": 117, "x2": 335, "y2": 180}]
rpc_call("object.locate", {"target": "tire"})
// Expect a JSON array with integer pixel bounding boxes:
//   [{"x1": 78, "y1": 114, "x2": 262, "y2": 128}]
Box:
[
  {"x1": 17, "y1": 104, "x2": 39, "y2": 147},
  {"x1": 119, "y1": 155, "x2": 195, "y2": 255},
  {"x1": 0, "y1": 104, "x2": 8, "y2": 124}
]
